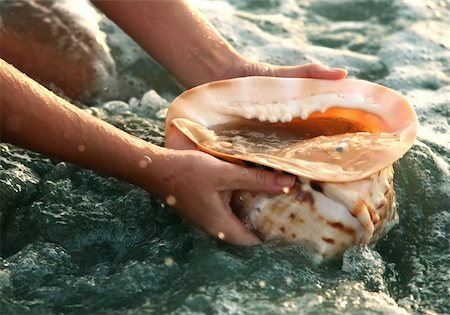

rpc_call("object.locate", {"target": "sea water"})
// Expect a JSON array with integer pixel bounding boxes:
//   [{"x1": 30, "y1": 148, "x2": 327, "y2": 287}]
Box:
[{"x1": 1, "y1": 0, "x2": 449, "y2": 314}]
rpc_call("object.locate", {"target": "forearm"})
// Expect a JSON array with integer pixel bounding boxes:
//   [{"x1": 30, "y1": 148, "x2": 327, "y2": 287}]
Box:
[
  {"x1": 91, "y1": 0, "x2": 244, "y2": 88},
  {"x1": 0, "y1": 59, "x2": 166, "y2": 194}
]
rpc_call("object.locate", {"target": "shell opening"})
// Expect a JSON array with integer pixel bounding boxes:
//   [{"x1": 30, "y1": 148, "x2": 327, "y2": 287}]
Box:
[{"x1": 166, "y1": 78, "x2": 417, "y2": 182}]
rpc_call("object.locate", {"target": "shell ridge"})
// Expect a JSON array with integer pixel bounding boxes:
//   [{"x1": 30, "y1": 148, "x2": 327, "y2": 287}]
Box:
[{"x1": 215, "y1": 93, "x2": 385, "y2": 124}]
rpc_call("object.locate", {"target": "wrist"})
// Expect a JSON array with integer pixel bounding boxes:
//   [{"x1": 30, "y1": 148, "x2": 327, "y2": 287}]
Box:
[
  {"x1": 181, "y1": 46, "x2": 246, "y2": 88},
  {"x1": 122, "y1": 144, "x2": 175, "y2": 199},
  {"x1": 211, "y1": 54, "x2": 248, "y2": 82}
]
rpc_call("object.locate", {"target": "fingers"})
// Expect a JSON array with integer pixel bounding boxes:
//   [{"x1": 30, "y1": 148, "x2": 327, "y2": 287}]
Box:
[
  {"x1": 275, "y1": 63, "x2": 348, "y2": 80},
  {"x1": 205, "y1": 203, "x2": 262, "y2": 246},
  {"x1": 304, "y1": 63, "x2": 348, "y2": 79},
  {"x1": 225, "y1": 164, "x2": 296, "y2": 195},
  {"x1": 183, "y1": 195, "x2": 261, "y2": 246}
]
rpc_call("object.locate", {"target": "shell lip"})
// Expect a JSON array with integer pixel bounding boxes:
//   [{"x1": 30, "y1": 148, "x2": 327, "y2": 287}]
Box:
[{"x1": 166, "y1": 77, "x2": 418, "y2": 182}]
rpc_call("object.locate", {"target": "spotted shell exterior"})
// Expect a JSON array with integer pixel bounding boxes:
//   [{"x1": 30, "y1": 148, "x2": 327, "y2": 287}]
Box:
[
  {"x1": 232, "y1": 166, "x2": 396, "y2": 259},
  {"x1": 165, "y1": 77, "x2": 417, "y2": 259}
]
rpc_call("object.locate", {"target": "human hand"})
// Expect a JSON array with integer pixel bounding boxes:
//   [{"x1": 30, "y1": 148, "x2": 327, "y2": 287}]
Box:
[
  {"x1": 224, "y1": 59, "x2": 348, "y2": 81},
  {"x1": 92, "y1": 0, "x2": 347, "y2": 88},
  {"x1": 151, "y1": 149, "x2": 296, "y2": 246}
]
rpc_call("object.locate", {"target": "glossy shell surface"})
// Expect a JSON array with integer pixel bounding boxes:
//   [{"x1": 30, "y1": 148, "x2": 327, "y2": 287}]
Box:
[{"x1": 165, "y1": 77, "x2": 417, "y2": 259}]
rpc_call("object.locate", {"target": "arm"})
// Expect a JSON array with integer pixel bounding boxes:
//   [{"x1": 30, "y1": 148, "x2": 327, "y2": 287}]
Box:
[
  {"x1": 0, "y1": 59, "x2": 295, "y2": 245},
  {"x1": 91, "y1": 0, "x2": 347, "y2": 88}
]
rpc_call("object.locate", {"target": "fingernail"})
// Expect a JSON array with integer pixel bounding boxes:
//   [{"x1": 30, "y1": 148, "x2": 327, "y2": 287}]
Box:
[
  {"x1": 276, "y1": 175, "x2": 295, "y2": 187},
  {"x1": 330, "y1": 68, "x2": 347, "y2": 74}
]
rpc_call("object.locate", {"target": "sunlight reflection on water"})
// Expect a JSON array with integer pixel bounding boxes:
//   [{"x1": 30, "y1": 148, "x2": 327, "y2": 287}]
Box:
[{"x1": 0, "y1": 0, "x2": 449, "y2": 314}]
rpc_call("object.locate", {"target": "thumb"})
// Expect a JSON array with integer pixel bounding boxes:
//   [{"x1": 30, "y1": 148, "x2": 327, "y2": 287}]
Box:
[{"x1": 228, "y1": 165, "x2": 296, "y2": 195}]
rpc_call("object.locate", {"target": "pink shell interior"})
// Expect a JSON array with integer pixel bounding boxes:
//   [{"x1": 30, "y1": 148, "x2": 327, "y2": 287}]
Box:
[{"x1": 165, "y1": 77, "x2": 418, "y2": 182}]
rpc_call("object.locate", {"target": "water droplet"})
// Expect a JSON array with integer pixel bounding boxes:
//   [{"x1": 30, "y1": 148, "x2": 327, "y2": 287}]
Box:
[
  {"x1": 219, "y1": 141, "x2": 232, "y2": 148},
  {"x1": 166, "y1": 195, "x2": 176, "y2": 206},
  {"x1": 285, "y1": 276, "x2": 293, "y2": 285},
  {"x1": 283, "y1": 301, "x2": 296, "y2": 309},
  {"x1": 78, "y1": 145, "x2": 86, "y2": 152},
  {"x1": 217, "y1": 231, "x2": 225, "y2": 240},
  {"x1": 164, "y1": 257, "x2": 174, "y2": 266},
  {"x1": 139, "y1": 156, "x2": 152, "y2": 168}
]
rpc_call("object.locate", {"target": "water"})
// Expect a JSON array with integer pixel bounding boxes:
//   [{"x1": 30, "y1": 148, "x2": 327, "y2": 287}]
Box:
[
  {"x1": 205, "y1": 117, "x2": 368, "y2": 152},
  {"x1": 1, "y1": 0, "x2": 449, "y2": 314},
  {"x1": 194, "y1": 119, "x2": 404, "y2": 181}
]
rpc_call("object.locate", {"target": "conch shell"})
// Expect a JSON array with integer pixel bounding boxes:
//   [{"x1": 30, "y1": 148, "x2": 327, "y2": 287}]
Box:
[{"x1": 165, "y1": 77, "x2": 417, "y2": 259}]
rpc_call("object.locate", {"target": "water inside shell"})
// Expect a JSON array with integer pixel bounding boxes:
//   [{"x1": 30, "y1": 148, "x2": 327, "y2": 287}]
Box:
[
  {"x1": 166, "y1": 77, "x2": 417, "y2": 183},
  {"x1": 165, "y1": 77, "x2": 417, "y2": 258}
]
